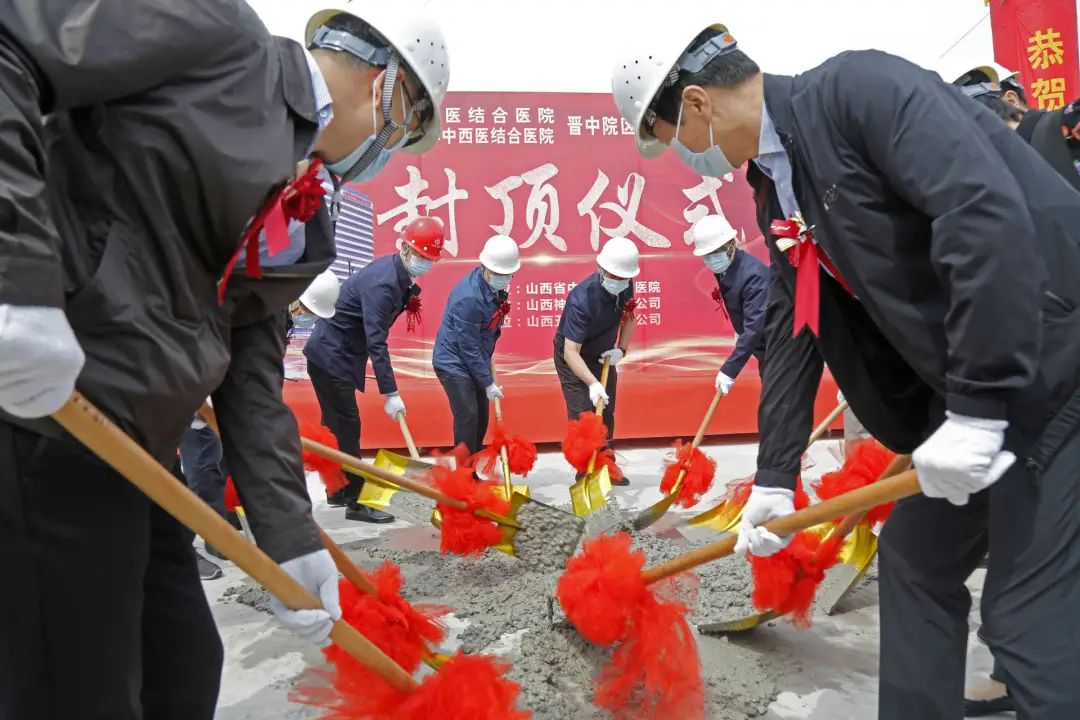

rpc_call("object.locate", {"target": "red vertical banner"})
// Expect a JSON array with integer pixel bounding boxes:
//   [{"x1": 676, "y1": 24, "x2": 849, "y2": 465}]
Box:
[{"x1": 991, "y1": 0, "x2": 1080, "y2": 110}]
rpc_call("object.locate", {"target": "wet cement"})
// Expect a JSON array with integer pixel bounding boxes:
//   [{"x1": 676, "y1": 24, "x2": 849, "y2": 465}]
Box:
[{"x1": 225, "y1": 498, "x2": 775, "y2": 718}]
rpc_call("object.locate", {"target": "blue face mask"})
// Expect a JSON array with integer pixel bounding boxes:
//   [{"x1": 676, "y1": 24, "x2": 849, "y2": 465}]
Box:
[
  {"x1": 404, "y1": 252, "x2": 434, "y2": 277},
  {"x1": 486, "y1": 272, "x2": 512, "y2": 292},
  {"x1": 704, "y1": 248, "x2": 733, "y2": 275},
  {"x1": 292, "y1": 312, "x2": 318, "y2": 329},
  {"x1": 671, "y1": 99, "x2": 736, "y2": 178},
  {"x1": 601, "y1": 275, "x2": 630, "y2": 296},
  {"x1": 325, "y1": 75, "x2": 410, "y2": 181}
]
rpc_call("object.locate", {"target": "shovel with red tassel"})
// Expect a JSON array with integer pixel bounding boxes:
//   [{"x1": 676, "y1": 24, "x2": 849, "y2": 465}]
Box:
[
  {"x1": 555, "y1": 462, "x2": 958, "y2": 720},
  {"x1": 686, "y1": 398, "x2": 850, "y2": 532},
  {"x1": 629, "y1": 389, "x2": 723, "y2": 531},
  {"x1": 564, "y1": 357, "x2": 623, "y2": 517},
  {"x1": 54, "y1": 392, "x2": 528, "y2": 720},
  {"x1": 301, "y1": 437, "x2": 585, "y2": 570},
  {"x1": 198, "y1": 404, "x2": 451, "y2": 671}
]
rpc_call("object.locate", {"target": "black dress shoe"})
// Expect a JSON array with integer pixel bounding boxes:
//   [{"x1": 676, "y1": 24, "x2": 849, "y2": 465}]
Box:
[
  {"x1": 345, "y1": 504, "x2": 395, "y2": 523},
  {"x1": 326, "y1": 490, "x2": 348, "y2": 507},
  {"x1": 965, "y1": 690, "x2": 1014, "y2": 717}
]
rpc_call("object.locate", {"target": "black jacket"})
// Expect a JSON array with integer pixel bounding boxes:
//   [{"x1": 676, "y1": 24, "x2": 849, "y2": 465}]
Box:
[
  {"x1": 0, "y1": 1, "x2": 334, "y2": 561},
  {"x1": 1026, "y1": 109, "x2": 1080, "y2": 194},
  {"x1": 715, "y1": 249, "x2": 769, "y2": 379},
  {"x1": 752, "y1": 51, "x2": 1080, "y2": 490},
  {"x1": 304, "y1": 254, "x2": 419, "y2": 394}
]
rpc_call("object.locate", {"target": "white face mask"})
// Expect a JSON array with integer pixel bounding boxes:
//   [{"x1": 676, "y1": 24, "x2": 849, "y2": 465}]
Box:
[
  {"x1": 601, "y1": 274, "x2": 630, "y2": 296},
  {"x1": 486, "y1": 272, "x2": 512, "y2": 292},
  {"x1": 671, "y1": 99, "x2": 736, "y2": 178},
  {"x1": 704, "y1": 248, "x2": 733, "y2": 275}
]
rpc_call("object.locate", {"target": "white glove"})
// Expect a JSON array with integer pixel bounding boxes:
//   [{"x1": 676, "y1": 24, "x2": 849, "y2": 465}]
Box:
[
  {"x1": 599, "y1": 348, "x2": 625, "y2": 366},
  {"x1": 715, "y1": 371, "x2": 735, "y2": 395},
  {"x1": 588, "y1": 381, "x2": 609, "y2": 407},
  {"x1": 0, "y1": 305, "x2": 85, "y2": 419},
  {"x1": 383, "y1": 392, "x2": 406, "y2": 419},
  {"x1": 913, "y1": 412, "x2": 1016, "y2": 506},
  {"x1": 269, "y1": 549, "x2": 341, "y2": 643},
  {"x1": 734, "y1": 486, "x2": 796, "y2": 557},
  {"x1": 485, "y1": 383, "x2": 504, "y2": 401}
]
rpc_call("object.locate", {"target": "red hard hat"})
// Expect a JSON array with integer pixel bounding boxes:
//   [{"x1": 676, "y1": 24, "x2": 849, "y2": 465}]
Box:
[{"x1": 401, "y1": 216, "x2": 445, "y2": 260}]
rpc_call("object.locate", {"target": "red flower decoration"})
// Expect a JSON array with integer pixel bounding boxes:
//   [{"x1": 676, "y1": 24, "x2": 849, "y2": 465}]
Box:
[
  {"x1": 488, "y1": 300, "x2": 511, "y2": 330},
  {"x1": 405, "y1": 295, "x2": 423, "y2": 333},
  {"x1": 281, "y1": 159, "x2": 326, "y2": 223},
  {"x1": 621, "y1": 297, "x2": 639, "y2": 322},
  {"x1": 711, "y1": 287, "x2": 729, "y2": 320}
]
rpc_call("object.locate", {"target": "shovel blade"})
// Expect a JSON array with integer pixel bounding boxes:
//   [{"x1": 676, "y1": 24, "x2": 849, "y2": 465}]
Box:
[
  {"x1": 686, "y1": 498, "x2": 744, "y2": 533},
  {"x1": 630, "y1": 491, "x2": 680, "y2": 532},
  {"x1": 429, "y1": 485, "x2": 530, "y2": 558},
  {"x1": 511, "y1": 493, "x2": 587, "y2": 572},
  {"x1": 698, "y1": 610, "x2": 778, "y2": 634},
  {"x1": 569, "y1": 467, "x2": 612, "y2": 517},
  {"x1": 818, "y1": 523, "x2": 879, "y2": 615},
  {"x1": 356, "y1": 449, "x2": 435, "y2": 509}
]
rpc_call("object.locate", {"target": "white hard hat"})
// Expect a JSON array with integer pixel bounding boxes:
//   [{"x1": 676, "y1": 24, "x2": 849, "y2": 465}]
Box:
[
  {"x1": 936, "y1": 58, "x2": 1012, "y2": 87},
  {"x1": 299, "y1": 269, "x2": 341, "y2": 319},
  {"x1": 611, "y1": 23, "x2": 734, "y2": 160},
  {"x1": 596, "y1": 237, "x2": 641, "y2": 279},
  {"x1": 306, "y1": 1, "x2": 449, "y2": 154},
  {"x1": 479, "y1": 235, "x2": 521, "y2": 274},
  {"x1": 690, "y1": 214, "x2": 737, "y2": 256}
]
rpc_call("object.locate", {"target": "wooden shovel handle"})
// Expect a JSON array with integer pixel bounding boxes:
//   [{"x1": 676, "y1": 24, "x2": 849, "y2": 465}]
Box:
[
  {"x1": 491, "y1": 397, "x2": 513, "y2": 493},
  {"x1": 397, "y1": 413, "x2": 421, "y2": 461},
  {"x1": 824, "y1": 453, "x2": 912, "y2": 544},
  {"x1": 594, "y1": 356, "x2": 612, "y2": 415},
  {"x1": 807, "y1": 400, "x2": 848, "y2": 447},
  {"x1": 55, "y1": 393, "x2": 416, "y2": 693},
  {"x1": 641, "y1": 469, "x2": 921, "y2": 584},
  {"x1": 691, "y1": 390, "x2": 724, "y2": 449},
  {"x1": 493, "y1": 397, "x2": 505, "y2": 424}
]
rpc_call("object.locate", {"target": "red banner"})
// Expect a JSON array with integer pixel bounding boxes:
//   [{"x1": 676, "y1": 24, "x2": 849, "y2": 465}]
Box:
[
  {"x1": 285, "y1": 92, "x2": 839, "y2": 449},
  {"x1": 991, "y1": 0, "x2": 1080, "y2": 110}
]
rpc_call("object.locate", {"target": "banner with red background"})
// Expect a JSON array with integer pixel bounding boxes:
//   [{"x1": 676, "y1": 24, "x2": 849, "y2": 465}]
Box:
[
  {"x1": 284, "y1": 92, "x2": 839, "y2": 449},
  {"x1": 990, "y1": 0, "x2": 1080, "y2": 110}
]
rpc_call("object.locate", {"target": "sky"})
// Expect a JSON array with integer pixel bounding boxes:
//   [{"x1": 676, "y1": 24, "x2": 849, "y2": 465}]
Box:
[{"x1": 247, "y1": 0, "x2": 998, "y2": 92}]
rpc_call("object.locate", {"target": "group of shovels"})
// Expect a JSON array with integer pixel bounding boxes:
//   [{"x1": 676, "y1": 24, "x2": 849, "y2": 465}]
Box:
[{"x1": 49, "y1": 386, "x2": 960, "y2": 719}]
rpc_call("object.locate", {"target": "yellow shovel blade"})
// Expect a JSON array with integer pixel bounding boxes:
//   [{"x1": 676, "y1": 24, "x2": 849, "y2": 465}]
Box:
[
  {"x1": 569, "y1": 466, "x2": 612, "y2": 517},
  {"x1": 355, "y1": 449, "x2": 435, "y2": 509},
  {"x1": 686, "y1": 498, "x2": 745, "y2": 533},
  {"x1": 818, "y1": 522, "x2": 879, "y2": 615},
  {"x1": 699, "y1": 610, "x2": 778, "y2": 634},
  {"x1": 429, "y1": 485, "x2": 530, "y2": 558}
]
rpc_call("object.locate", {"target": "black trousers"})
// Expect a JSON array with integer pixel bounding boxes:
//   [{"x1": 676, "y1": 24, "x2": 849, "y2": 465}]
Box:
[
  {"x1": 179, "y1": 424, "x2": 229, "y2": 520},
  {"x1": 554, "y1": 349, "x2": 617, "y2": 442},
  {"x1": 307, "y1": 360, "x2": 366, "y2": 503},
  {"x1": 435, "y1": 368, "x2": 490, "y2": 454},
  {"x1": 0, "y1": 423, "x2": 223, "y2": 720},
  {"x1": 878, "y1": 426, "x2": 1080, "y2": 720}
]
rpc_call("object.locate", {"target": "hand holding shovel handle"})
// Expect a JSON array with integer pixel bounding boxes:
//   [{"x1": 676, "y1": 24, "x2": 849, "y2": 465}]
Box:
[
  {"x1": 493, "y1": 397, "x2": 513, "y2": 495},
  {"x1": 641, "y1": 468, "x2": 922, "y2": 585},
  {"x1": 56, "y1": 393, "x2": 417, "y2": 693},
  {"x1": 585, "y1": 357, "x2": 613, "y2": 475}
]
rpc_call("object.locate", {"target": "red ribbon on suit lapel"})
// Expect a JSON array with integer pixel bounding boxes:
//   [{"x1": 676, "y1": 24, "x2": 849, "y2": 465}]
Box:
[
  {"x1": 771, "y1": 216, "x2": 820, "y2": 337},
  {"x1": 488, "y1": 300, "x2": 511, "y2": 330},
  {"x1": 405, "y1": 295, "x2": 423, "y2": 333},
  {"x1": 218, "y1": 159, "x2": 326, "y2": 303},
  {"x1": 621, "y1": 297, "x2": 639, "y2": 322},
  {"x1": 711, "y1": 287, "x2": 730, "y2": 321}
]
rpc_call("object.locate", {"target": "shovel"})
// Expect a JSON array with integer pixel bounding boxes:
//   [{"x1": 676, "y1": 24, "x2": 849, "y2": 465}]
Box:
[
  {"x1": 302, "y1": 438, "x2": 585, "y2": 571},
  {"x1": 700, "y1": 450, "x2": 910, "y2": 633},
  {"x1": 569, "y1": 357, "x2": 614, "y2": 517},
  {"x1": 816, "y1": 453, "x2": 912, "y2": 615},
  {"x1": 196, "y1": 403, "x2": 449, "y2": 670},
  {"x1": 491, "y1": 397, "x2": 532, "y2": 502},
  {"x1": 353, "y1": 413, "x2": 435, "y2": 511},
  {"x1": 57, "y1": 393, "x2": 417, "y2": 693},
  {"x1": 687, "y1": 399, "x2": 850, "y2": 532},
  {"x1": 629, "y1": 389, "x2": 724, "y2": 532}
]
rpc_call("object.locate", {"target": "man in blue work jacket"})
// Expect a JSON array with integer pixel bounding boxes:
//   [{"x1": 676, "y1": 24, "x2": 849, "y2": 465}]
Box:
[
  {"x1": 553, "y1": 237, "x2": 641, "y2": 487},
  {"x1": 433, "y1": 235, "x2": 521, "y2": 454},
  {"x1": 690, "y1": 214, "x2": 768, "y2": 396},
  {"x1": 304, "y1": 216, "x2": 445, "y2": 523}
]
